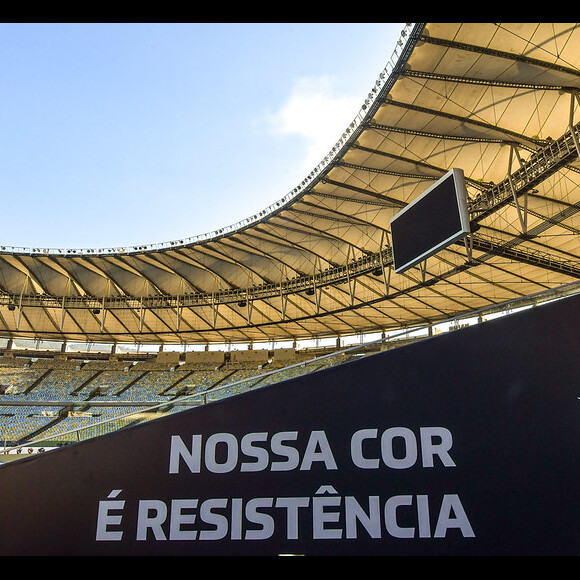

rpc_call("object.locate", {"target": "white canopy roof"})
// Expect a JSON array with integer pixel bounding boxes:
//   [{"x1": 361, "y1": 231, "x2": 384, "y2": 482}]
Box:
[{"x1": 1, "y1": 23, "x2": 579, "y2": 345}]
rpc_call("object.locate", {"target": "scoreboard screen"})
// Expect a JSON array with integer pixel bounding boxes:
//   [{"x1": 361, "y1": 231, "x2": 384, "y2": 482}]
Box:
[{"x1": 390, "y1": 168, "x2": 470, "y2": 273}]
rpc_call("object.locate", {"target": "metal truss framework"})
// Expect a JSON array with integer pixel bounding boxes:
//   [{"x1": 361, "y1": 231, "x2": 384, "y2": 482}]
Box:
[{"x1": 0, "y1": 23, "x2": 579, "y2": 345}]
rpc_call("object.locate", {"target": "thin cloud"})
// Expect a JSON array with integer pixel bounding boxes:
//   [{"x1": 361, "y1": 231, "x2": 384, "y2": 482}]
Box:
[{"x1": 268, "y1": 76, "x2": 361, "y2": 173}]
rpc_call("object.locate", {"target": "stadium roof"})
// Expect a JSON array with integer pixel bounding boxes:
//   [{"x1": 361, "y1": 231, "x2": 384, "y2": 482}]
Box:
[{"x1": 1, "y1": 22, "x2": 580, "y2": 346}]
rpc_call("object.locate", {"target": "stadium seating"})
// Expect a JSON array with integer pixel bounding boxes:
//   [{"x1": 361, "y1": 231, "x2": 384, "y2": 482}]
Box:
[{"x1": 0, "y1": 347, "x2": 360, "y2": 447}]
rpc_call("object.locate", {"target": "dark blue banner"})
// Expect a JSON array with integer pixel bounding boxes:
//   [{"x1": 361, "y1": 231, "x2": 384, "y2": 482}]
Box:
[{"x1": 0, "y1": 295, "x2": 578, "y2": 555}]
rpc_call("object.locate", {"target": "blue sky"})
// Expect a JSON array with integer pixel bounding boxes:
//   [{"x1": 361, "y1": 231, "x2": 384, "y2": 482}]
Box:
[{"x1": 0, "y1": 22, "x2": 405, "y2": 250}]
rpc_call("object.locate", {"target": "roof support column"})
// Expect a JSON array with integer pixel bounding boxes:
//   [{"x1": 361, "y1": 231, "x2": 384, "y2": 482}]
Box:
[
  {"x1": 508, "y1": 144, "x2": 528, "y2": 234},
  {"x1": 246, "y1": 291, "x2": 253, "y2": 324},
  {"x1": 346, "y1": 246, "x2": 355, "y2": 306},
  {"x1": 379, "y1": 232, "x2": 392, "y2": 295},
  {"x1": 16, "y1": 276, "x2": 28, "y2": 331},
  {"x1": 568, "y1": 90, "x2": 580, "y2": 158},
  {"x1": 60, "y1": 297, "x2": 66, "y2": 332},
  {"x1": 463, "y1": 234, "x2": 474, "y2": 263},
  {"x1": 211, "y1": 294, "x2": 218, "y2": 328},
  {"x1": 418, "y1": 261, "x2": 427, "y2": 284},
  {"x1": 280, "y1": 287, "x2": 287, "y2": 320},
  {"x1": 100, "y1": 297, "x2": 106, "y2": 332}
]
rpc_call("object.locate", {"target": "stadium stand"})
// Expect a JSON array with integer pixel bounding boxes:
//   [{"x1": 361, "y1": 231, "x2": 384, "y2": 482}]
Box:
[
  {"x1": 1, "y1": 279, "x2": 576, "y2": 453},
  {"x1": 0, "y1": 337, "x2": 358, "y2": 448}
]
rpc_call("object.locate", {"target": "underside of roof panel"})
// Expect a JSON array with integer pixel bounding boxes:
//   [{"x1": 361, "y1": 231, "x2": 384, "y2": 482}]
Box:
[{"x1": 1, "y1": 23, "x2": 579, "y2": 344}]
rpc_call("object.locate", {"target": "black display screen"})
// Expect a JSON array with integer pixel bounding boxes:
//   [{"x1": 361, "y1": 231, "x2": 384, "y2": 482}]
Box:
[{"x1": 391, "y1": 169, "x2": 470, "y2": 273}]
